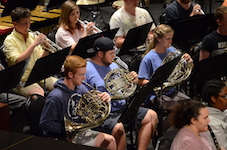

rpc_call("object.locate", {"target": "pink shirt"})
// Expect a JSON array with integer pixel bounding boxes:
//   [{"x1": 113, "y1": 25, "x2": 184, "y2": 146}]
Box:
[
  {"x1": 55, "y1": 27, "x2": 84, "y2": 49},
  {"x1": 170, "y1": 126, "x2": 212, "y2": 150}
]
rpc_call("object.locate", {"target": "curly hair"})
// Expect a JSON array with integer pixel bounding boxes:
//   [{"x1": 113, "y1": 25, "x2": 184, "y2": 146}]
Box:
[
  {"x1": 171, "y1": 100, "x2": 206, "y2": 129},
  {"x1": 201, "y1": 79, "x2": 225, "y2": 105}
]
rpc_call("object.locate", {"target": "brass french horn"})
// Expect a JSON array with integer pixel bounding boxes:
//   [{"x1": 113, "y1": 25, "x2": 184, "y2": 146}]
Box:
[
  {"x1": 64, "y1": 81, "x2": 110, "y2": 141},
  {"x1": 104, "y1": 56, "x2": 137, "y2": 100},
  {"x1": 154, "y1": 47, "x2": 193, "y2": 91}
]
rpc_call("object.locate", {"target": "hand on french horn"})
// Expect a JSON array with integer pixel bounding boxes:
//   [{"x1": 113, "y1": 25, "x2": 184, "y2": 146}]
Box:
[
  {"x1": 182, "y1": 53, "x2": 193, "y2": 63},
  {"x1": 129, "y1": 71, "x2": 139, "y2": 84},
  {"x1": 97, "y1": 92, "x2": 111, "y2": 103}
]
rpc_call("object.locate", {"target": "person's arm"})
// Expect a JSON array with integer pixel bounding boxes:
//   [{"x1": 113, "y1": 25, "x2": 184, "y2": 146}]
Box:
[
  {"x1": 137, "y1": 56, "x2": 153, "y2": 86},
  {"x1": 16, "y1": 33, "x2": 47, "y2": 64},
  {"x1": 39, "y1": 95, "x2": 63, "y2": 136},
  {"x1": 189, "y1": 4, "x2": 204, "y2": 17},
  {"x1": 115, "y1": 36, "x2": 125, "y2": 48},
  {"x1": 199, "y1": 49, "x2": 210, "y2": 61}
]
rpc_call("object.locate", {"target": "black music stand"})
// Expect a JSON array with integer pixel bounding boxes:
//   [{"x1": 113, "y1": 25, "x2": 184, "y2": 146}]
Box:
[
  {"x1": 71, "y1": 28, "x2": 119, "y2": 58},
  {"x1": 24, "y1": 47, "x2": 70, "y2": 89},
  {"x1": 167, "y1": 13, "x2": 217, "y2": 52},
  {"x1": 118, "y1": 55, "x2": 181, "y2": 148},
  {"x1": 118, "y1": 22, "x2": 153, "y2": 56},
  {"x1": 0, "y1": 59, "x2": 28, "y2": 101},
  {"x1": 189, "y1": 52, "x2": 227, "y2": 97}
]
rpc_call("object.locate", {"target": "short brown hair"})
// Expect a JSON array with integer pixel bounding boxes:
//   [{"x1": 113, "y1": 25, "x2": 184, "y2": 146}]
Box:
[
  {"x1": 214, "y1": 6, "x2": 227, "y2": 21},
  {"x1": 64, "y1": 55, "x2": 87, "y2": 78},
  {"x1": 11, "y1": 7, "x2": 31, "y2": 22}
]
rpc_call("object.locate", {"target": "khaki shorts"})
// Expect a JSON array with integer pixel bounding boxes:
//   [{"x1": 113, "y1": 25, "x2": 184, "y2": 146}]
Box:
[{"x1": 15, "y1": 76, "x2": 57, "y2": 97}]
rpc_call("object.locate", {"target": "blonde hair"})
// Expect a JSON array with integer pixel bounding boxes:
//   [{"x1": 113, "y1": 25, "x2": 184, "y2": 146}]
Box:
[
  {"x1": 59, "y1": 0, "x2": 83, "y2": 31},
  {"x1": 143, "y1": 24, "x2": 174, "y2": 56}
]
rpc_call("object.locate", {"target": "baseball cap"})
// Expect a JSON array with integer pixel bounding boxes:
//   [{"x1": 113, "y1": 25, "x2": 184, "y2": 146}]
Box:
[{"x1": 87, "y1": 37, "x2": 115, "y2": 53}]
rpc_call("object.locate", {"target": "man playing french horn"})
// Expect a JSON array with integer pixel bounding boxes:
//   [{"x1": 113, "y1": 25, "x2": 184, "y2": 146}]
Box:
[
  {"x1": 3, "y1": 7, "x2": 57, "y2": 99},
  {"x1": 85, "y1": 37, "x2": 158, "y2": 150},
  {"x1": 40, "y1": 55, "x2": 117, "y2": 150}
]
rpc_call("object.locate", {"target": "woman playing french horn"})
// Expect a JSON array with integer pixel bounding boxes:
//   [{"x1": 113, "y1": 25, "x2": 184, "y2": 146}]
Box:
[
  {"x1": 40, "y1": 55, "x2": 117, "y2": 150},
  {"x1": 55, "y1": 0, "x2": 101, "y2": 53},
  {"x1": 138, "y1": 24, "x2": 193, "y2": 131}
]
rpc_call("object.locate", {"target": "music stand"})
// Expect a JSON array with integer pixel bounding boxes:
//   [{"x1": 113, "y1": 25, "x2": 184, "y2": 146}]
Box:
[
  {"x1": 118, "y1": 55, "x2": 181, "y2": 148},
  {"x1": 118, "y1": 22, "x2": 153, "y2": 56},
  {"x1": 0, "y1": 59, "x2": 28, "y2": 102},
  {"x1": 24, "y1": 47, "x2": 70, "y2": 88},
  {"x1": 189, "y1": 52, "x2": 227, "y2": 96},
  {"x1": 167, "y1": 13, "x2": 217, "y2": 52},
  {"x1": 71, "y1": 28, "x2": 119, "y2": 58}
]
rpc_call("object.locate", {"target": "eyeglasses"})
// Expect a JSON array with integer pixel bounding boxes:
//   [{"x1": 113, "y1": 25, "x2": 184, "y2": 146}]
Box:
[{"x1": 218, "y1": 95, "x2": 227, "y2": 99}]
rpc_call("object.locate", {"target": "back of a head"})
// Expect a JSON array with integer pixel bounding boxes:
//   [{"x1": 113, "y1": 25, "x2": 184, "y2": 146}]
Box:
[
  {"x1": 172, "y1": 100, "x2": 206, "y2": 129},
  {"x1": 214, "y1": 6, "x2": 227, "y2": 21},
  {"x1": 201, "y1": 79, "x2": 225, "y2": 105},
  {"x1": 11, "y1": 7, "x2": 31, "y2": 23}
]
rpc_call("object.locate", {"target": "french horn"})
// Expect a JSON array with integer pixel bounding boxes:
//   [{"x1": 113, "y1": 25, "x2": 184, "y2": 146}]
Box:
[
  {"x1": 64, "y1": 81, "x2": 110, "y2": 141},
  {"x1": 28, "y1": 29, "x2": 62, "y2": 53},
  {"x1": 104, "y1": 56, "x2": 137, "y2": 100},
  {"x1": 154, "y1": 47, "x2": 193, "y2": 91}
]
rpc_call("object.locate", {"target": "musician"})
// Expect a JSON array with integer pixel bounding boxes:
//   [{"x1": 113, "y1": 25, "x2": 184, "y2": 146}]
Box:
[
  {"x1": 199, "y1": 6, "x2": 227, "y2": 61},
  {"x1": 138, "y1": 24, "x2": 192, "y2": 111},
  {"x1": 109, "y1": 0, "x2": 156, "y2": 50},
  {"x1": 3, "y1": 7, "x2": 57, "y2": 98},
  {"x1": 40, "y1": 55, "x2": 117, "y2": 150},
  {"x1": 201, "y1": 79, "x2": 227, "y2": 150},
  {"x1": 170, "y1": 100, "x2": 212, "y2": 150},
  {"x1": 85, "y1": 36, "x2": 158, "y2": 150},
  {"x1": 55, "y1": 0, "x2": 96, "y2": 52},
  {"x1": 165, "y1": 0, "x2": 204, "y2": 23},
  {"x1": 0, "y1": 62, "x2": 27, "y2": 133}
]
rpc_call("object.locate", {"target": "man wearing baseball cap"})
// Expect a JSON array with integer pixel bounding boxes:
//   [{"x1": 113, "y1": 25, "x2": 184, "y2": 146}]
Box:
[{"x1": 85, "y1": 36, "x2": 158, "y2": 150}]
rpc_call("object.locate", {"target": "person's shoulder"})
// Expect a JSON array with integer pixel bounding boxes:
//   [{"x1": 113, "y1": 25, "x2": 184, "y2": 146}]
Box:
[{"x1": 166, "y1": 1, "x2": 177, "y2": 9}]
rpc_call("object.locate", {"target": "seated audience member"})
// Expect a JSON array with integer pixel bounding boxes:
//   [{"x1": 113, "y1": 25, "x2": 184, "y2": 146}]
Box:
[
  {"x1": 200, "y1": 6, "x2": 227, "y2": 61},
  {"x1": 170, "y1": 100, "x2": 212, "y2": 150},
  {"x1": 3, "y1": 7, "x2": 57, "y2": 98},
  {"x1": 85, "y1": 36, "x2": 158, "y2": 150},
  {"x1": 165, "y1": 0, "x2": 204, "y2": 23},
  {"x1": 40, "y1": 55, "x2": 117, "y2": 150},
  {"x1": 201, "y1": 79, "x2": 227, "y2": 150},
  {"x1": 0, "y1": 62, "x2": 27, "y2": 133},
  {"x1": 138, "y1": 24, "x2": 192, "y2": 110},
  {"x1": 55, "y1": 0, "x2": 97, "y2": 52},
  {"x1": 109, "y1": 0, "x2": 156, "y2": 50}
]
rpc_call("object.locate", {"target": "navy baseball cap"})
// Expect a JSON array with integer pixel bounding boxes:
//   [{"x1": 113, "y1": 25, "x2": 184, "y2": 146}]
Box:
[{"x1": 87, "y1": 37, "x2": 115, "y2": 53}]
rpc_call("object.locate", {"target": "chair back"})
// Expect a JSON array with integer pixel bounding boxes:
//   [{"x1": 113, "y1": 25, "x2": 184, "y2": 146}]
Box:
[{"x1": 25, "y1": 94, "x2": 45, "y2": 136}]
